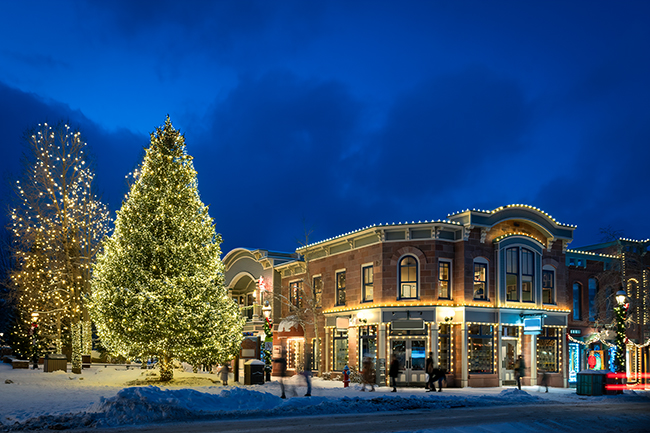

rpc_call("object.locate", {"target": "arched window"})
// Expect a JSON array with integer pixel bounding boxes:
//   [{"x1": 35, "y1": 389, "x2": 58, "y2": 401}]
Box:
[
  {"x1": 399, "y1": 256, "x2": 418, "y2": 299},
  {"x1": 573, "y1": 282, "x2": 582, "y2": 321},
  {"x1": 505, "y1": 246, "x2": 535, "y2": 303}
]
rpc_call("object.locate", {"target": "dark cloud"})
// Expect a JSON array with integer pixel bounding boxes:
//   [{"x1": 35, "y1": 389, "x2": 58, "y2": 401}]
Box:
[
  {"x1": 347, "y1": 66, "x2": 530, "y2": 210},
  {"x1": 533, "y1": 107, "x2": 650, "y2": 246},
  {"x1": 0, "y1": 81, "x2": 146, "y2": 225},
  {"x1": 189, "y1": 71, "x2": 364, "y2": 251},
  {"x1": 87, "y1": 1, "x2": 326, "y2": 69}
]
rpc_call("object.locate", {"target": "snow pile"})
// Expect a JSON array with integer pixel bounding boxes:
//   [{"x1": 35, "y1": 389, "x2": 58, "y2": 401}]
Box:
[
  {"x1": 3, "y1": 385, "x2": 546, "y2": 431},
  {"x1": 96, "y1": 386, "x2": 282, "y2": 422},
  {"x1": 2, "y1": 363, "x2": 649, "y2": 432}
]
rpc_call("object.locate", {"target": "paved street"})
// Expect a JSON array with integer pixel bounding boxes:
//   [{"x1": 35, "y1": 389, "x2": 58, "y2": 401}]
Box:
[{"x1": 67, "y1": 401, "x2": 650, "y2": 433}]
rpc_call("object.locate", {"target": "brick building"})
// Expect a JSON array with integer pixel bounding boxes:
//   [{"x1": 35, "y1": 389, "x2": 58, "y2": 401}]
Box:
[
  {"x1": 223, "y1": 204, "x2": 649, "y2": 389},
  {"x1": 566, "y1": 238, "x2": 650, "y2": 387}
]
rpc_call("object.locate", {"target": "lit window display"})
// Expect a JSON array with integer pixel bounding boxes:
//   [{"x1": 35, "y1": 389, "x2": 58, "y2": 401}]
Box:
[
  {"x1": 537, "y1": 328, "x2": 558, "y2": 372},
  {"x1": 468, "y1": 324, "x2": 493, "y2": 373}
]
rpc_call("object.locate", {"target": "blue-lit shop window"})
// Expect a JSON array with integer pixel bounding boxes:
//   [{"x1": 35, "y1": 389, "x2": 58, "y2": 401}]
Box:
[{"x1": 568, "y1": 342, "x2": 580, "y2": 384}]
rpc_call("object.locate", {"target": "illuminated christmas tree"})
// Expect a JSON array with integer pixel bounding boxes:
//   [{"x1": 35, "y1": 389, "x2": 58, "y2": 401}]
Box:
[
  {"x1": 10, "y1": 122, "x2": 110, "y2": 372},
  {"x1": 90, "y1": 117, "x2": 244, "y2": 381}
]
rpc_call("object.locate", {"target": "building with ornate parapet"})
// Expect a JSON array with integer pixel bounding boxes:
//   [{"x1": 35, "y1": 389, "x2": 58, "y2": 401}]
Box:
[{"x1": 223, "y1": 205, "x2": 649, "y2": 389}]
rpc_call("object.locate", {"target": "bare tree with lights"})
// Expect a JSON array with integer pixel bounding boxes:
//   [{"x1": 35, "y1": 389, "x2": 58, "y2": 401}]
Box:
[
  {"x1": 275, "y1": 228, "x2": 324, "y2": 373},
  {"x1": 9, "y1": 122, "x2": 111, "y2": 373},
  {"x1": 90, "y1": 117, "x2": 244, "y2": 381}
]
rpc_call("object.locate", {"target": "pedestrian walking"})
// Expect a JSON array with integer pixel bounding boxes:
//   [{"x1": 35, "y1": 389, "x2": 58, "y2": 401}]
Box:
[
  {"x1": 303, "y1": 351, "x2": 313, "y2": 396},
  {"x1": 389, "y1": 355, "x2": 399, "y2": 392},
  {"x1": 540, "y1": 369, "x2": 549, "y2": 393},
  {"x1": 361, "y1": 357, "x2": 375, "y2": 391},
  {"x1": 432, "y1": 367, "x2": 446, "y2": 392},
  {"x1": 219, "y1": 362, "x2": 230, "y2": 386},
  {"x1": 515, "y1": 354, "x2": 525, "y2": 390},
  {"x1": 425, "y1": 352, "x2": 435, "y2": 391},
  {"x1": 273, "y1": 349, "x2": 289, "y2": 398}
]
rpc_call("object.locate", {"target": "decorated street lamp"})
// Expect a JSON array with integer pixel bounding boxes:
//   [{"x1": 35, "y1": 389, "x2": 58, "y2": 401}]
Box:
[
  {"x1": 613, "y1": 289, "x2": 628, "y2": 374},
  {"x1": 29, "y1": 312, "x2": 40, "y2": 369}
]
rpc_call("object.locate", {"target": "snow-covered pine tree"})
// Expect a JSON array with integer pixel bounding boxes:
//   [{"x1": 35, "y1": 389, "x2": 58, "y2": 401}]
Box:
[{"x1": 90, "y1": 117, "x2": 244, "y2": 381}]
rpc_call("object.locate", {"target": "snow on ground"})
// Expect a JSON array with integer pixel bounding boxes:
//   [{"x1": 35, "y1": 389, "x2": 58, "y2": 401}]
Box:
[{"x1": 1, "y1": 361, "x2": 648, "y2": 431}]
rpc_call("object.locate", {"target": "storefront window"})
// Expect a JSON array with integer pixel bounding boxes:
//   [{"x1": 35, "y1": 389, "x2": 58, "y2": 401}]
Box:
[
  {"x1": 468, "y1": 324, "x2": 493, "y2": 373},
  {"x1": 311, "y1": 338, "x2": 321, "y2": 372},
  {"x1": 537, "y1": 328, "x2": 558, "y2": 373},
  {"x1": 438, "y1": 324, "x2": 451, "y2": 372},
  {"x1": 287, "y1": 338, "x2": 304, "y2": 370},
  {"x1": 359, "y1": 326, "x2": 377, "y2": 369},
  {"x1": 334, "y1": 330, "x2": 348, "y2": 371},
  {"x1": 568, "y1": 342, "x2": 580, "y2": 383}
]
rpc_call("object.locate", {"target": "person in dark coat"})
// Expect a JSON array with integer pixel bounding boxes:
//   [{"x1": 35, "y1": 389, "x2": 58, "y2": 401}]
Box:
[
  {"x1": 431, "y1": 367, "x2": 446, "y2": 392},
  {"x1": 515, "y1": 354, "x2": 525, "y2": 390},
  {"x1": 303, "y1": 351, "x2": 313, "y2": 397},
  {"x1": 539, "y1": 369, "x2": 549, "y2": 393},
  {"x1": 273, "y1": 349, "x2": 289, "y2": 398},
  {"x1": 425, "y1": 352, "x2": 435, "y2": 391},
  {"x1": 389, "y1": 355, "x2": 400, "y2": 392}
]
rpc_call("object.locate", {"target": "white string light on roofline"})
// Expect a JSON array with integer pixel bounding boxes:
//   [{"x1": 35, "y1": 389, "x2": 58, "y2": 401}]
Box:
[{"x1": 567, "y1": 332, "x2": 650, "y2": 349}]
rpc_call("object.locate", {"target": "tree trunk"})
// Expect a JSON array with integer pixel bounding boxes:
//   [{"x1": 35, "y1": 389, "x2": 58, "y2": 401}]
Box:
[
  {"x1": 160, "y1": 354, "x2": 174, "y2": 381},
  {"x1": 82, "y1": 311, "x2": 92, "y2": 356},
  {"x1": 71, "y1": 321, "x2": 83, "y2": 374}
]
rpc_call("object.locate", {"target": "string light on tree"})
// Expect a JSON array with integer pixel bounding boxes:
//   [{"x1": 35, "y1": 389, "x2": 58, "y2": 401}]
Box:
[
  {"x1": 613, "y1": 290, "x2": 628, "y2": 374},
  {"x1": 90, "y1": 117, "x2": 244, "y2": 381},
  {"x1": 9, "y1": 122, "x2": 110, "y2": 373}
]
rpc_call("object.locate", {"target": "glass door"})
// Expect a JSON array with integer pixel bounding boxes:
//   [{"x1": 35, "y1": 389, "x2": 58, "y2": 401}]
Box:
[
  {"x1": 501, "y1": 339, "x2": 517, "y2": 385},
  {"x1": 391, "y1": 339, "x2": 427, "y2": 386}
]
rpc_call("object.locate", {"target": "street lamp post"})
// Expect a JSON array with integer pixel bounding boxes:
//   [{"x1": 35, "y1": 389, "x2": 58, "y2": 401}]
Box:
[
  {"x1": 613, "y1": 290, "x2": 628, "y2": 375},
  {"x1": 30, "y1": 312, "x2": 40, "y2": 370}
]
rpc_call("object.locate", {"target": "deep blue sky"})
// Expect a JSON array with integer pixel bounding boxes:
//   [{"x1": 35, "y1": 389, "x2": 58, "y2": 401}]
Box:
[{"x1": 1, "y1": 1, "x2": 649, "y2": 253}]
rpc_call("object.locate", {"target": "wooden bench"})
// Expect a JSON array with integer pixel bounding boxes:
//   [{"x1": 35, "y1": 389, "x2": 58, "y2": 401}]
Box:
[{"x1": 12, "y1": 359, "x2": 29, "y2": 369}]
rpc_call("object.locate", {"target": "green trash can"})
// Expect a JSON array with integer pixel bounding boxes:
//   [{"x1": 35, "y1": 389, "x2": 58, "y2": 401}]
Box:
[{"x1": 576, "y1": 370, "x2": 607, "y2": 396}]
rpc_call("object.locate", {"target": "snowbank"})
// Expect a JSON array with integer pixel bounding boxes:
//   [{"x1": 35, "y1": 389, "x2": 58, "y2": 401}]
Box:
[{"x1": 1, "y1": 362, "x2": 648, "y2": 431}]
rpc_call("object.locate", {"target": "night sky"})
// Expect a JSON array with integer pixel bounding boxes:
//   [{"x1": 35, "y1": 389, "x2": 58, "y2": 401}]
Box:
[{"x1": 1, "y1": 1, "x2": 649, "y2": 254}]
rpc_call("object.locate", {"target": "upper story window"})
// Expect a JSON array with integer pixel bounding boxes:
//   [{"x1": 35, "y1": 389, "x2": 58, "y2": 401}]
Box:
[
  {"x1": 473, "y1": 259, "x2": 488, "y2": 301},
  {"x1": 438, "y1": 260, "x2": 451, "y2": 300},
  {"x1": 506, "y1": 246, "x2": 535, "y2": 303},
  {"x1": 290, "y1": 280, "x2": 303, "y2": 308},
  {"x1": 573, "y1": 282, "x2": 582, "y2": 321},
  {"x1": 336, "y1": 270, "x2": 346, "y2": 306},
  {"x1": 399, "y1": 256, "x2": 418, "y2": 299},
  {"x1": 542, "y1": 267, "x2": 555, "y2": 304},
  {"x1": 522, "y1": 249, "x2": 534, "y2": 302},
  {"x1": 506, "y1": 247, "x2": 519, "y2": 301},
  {"x1": 362, "y1": 265, "x2": 374, "y2": 302},
  {"x1": 588, "y1": 278, "x2": 597, "y2": 321},
  {"x1": 313, "y1": 276, "x2": 322, "y2": 308}
]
